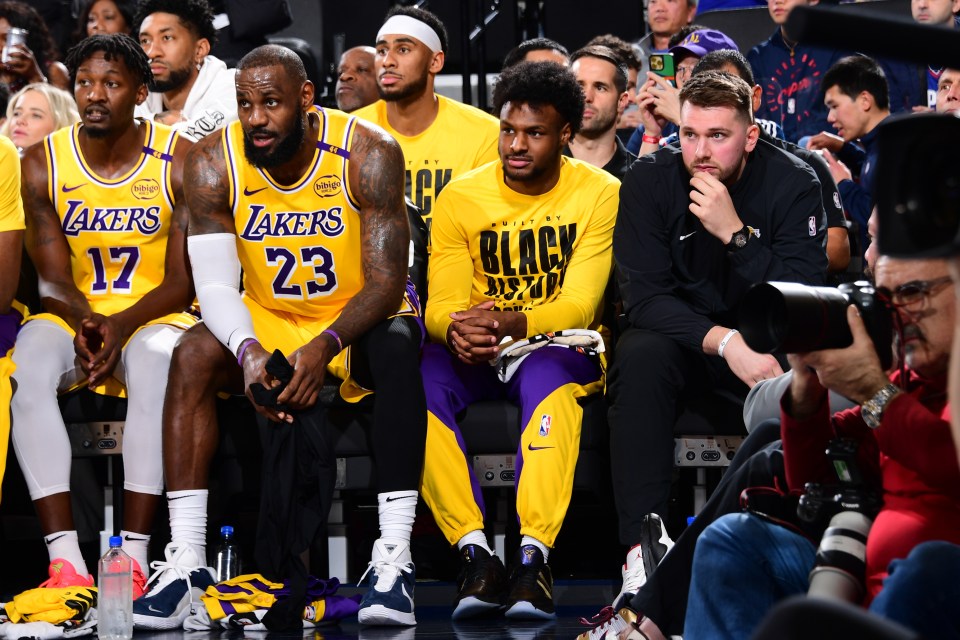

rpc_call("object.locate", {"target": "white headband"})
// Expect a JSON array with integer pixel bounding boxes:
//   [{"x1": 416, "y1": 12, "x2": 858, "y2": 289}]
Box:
[{"x1": 376, "y1": 15, "x2": 442, "y2": 54}]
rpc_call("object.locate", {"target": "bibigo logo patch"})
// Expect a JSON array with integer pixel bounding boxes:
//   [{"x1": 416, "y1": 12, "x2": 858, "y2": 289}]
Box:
[
  {"x1": 131, "y1": 178, "x2": 160, "y2": 200},
  {"x1": 314, "y1": 174, "x2": 342, "y2": 198}
]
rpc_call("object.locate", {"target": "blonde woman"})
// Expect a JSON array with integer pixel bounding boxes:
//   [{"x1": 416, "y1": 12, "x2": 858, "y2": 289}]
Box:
[{"x1": 1, "y1": 82, "x2": 79, "y2": 154}]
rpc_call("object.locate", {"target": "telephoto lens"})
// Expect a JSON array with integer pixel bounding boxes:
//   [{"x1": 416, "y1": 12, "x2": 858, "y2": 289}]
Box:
[{"x1": 807, "y1": 511, "x2": 873, "y2": 603}]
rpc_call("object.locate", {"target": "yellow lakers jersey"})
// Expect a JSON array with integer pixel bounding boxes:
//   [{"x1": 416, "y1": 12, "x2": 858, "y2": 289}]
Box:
[
  {"x1": 44, "y1": 121, "x2": 181, "y2": 316},
  {"x1": 223, "y1": 106, "x2": 365, "y2": 321}
]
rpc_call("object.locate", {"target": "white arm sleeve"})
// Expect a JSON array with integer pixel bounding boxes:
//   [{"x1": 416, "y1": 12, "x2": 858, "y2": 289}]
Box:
[{"x1": 187, "y1": 233, "x2": 256, "y2": 356}]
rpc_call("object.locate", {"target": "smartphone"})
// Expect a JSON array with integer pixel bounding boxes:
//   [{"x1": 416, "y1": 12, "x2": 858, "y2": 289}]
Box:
[
  {"x1": 648, "y1": 53, "x2": 675, "y2": 88},
  {"x1": 2, "y1": 27, "x2": 27, "y2": 64}
]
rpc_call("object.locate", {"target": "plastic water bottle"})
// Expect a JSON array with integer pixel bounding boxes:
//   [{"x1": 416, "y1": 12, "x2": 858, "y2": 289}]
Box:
[
  {"x1": 98, "y1": 535, "x2": 132, "y2": 640},
  {"x1": 215, "y1": 525, "x2": 240, "y2": 582}
]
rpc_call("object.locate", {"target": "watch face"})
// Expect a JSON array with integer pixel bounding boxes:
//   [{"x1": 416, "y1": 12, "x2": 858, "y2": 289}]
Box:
[{"x1": 734, "y1": 233, "x2": 748, "y2": 248}]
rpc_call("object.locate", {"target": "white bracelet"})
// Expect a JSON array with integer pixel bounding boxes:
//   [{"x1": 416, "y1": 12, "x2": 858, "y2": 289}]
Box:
[{"x1": 717, "y1": 329, "x2": 739, "y2": 359}]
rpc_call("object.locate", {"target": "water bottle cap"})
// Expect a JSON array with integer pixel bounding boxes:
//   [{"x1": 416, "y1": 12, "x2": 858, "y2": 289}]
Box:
[
  {"x1": 109, "y1": 535, "x2": 123, "y2": 547},
  {"x1": 221, "y1": 525, "x2": 234, "y2": 536}
]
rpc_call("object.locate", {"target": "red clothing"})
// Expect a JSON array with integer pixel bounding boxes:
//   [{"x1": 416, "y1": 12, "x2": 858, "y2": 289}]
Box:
[{"x1": 781, "y1": 370, "x2": 960, "y2": 603}]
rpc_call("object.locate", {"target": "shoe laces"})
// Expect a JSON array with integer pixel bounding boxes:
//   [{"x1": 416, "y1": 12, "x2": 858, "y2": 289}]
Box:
[
  {"x1": 144, "y1": 544, "x2": 201, "y2": 600},
  {"x1": 579, "y1": 606, "x2": 634, "y2": 639},
  {"x1": 359, "y1": 556, "x2": 413, "y2": 593}
]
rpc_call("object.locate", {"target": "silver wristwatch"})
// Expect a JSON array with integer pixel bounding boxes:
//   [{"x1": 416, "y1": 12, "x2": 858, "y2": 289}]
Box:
[{"x1": 861, "y1": 383, "x2": 901, "y2": 429}]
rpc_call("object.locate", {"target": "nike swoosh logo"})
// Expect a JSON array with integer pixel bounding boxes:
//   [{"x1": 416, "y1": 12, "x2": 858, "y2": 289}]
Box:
[
  {"x1": 385, "y1": 495, "x2": 408, "y2": 502},
  {"x1": 243, "y1": 186, "x2": 268, "y2": 196},
  {"x1": 679, "y1": 231, "x2": 697, "y2": 241},
  {"x1": 45, "y1": 534, "x2": 67, "y2": 544},
  {"x1": 167, "y1": 495, "x2": 191, "y2": 500},
  {"x1": 400, "y1": 583, "x2": 414, "y2": 606},
  {"x1": 527, "y1": 443, "x2": 554, "y2": 451},
  {"x1": 124, "y1": 535, "x2": 148, "y2": 542},
  {"x1": 147, "y1": 605, "x2": 164, "y2": 614},
  {"x1": 62, "y1": 183, "x2": 87, "y2": 192}
]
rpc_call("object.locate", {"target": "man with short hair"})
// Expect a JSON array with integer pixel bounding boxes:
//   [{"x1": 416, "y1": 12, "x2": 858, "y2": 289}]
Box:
[
  {"x1": 913, "y1": 0, "x2": 960, "y2": 107},
  {"x1": 634, "y1": 0, "x2": 697, "y2": 78},
  {"x1": 806, "y1": 55, "x2": 892, "y2": 258},
  {"x1": 607, "y1": 71, "x2": 827, "y2": 618},
  {"x1": 685, "y1": 255, "x2": 960, "y2": 639},
  {"x1": 335, "y1": 45, "x2": 378, "y2": 112},
  {"x1": 11, "y1": 33, "x2": 194, "y2": 594},
  {"x1": 632, "y1": 28, "x2": 741, "y2": 156},
  {"x1": 502, "y1": 37, "x2": 570, "y2": 68},
  {"x1": 134, "y1": 0, "x2": 237, "y2": 141},
  {"x1": 354, "y1": 6, "x2": 500, "y2": 241},
  {"x1": 132, "y1": 45, "x2": 427, "y2": 629},
  {"x1": 584, "y1": 34, "x2": 644, "y2": 136},
  {"x1": 747, "y1": 0, "x2": 847, "y2": 143},
  {"x1": 566, "y1": 45, "x2": 635, "y2": 179},
  {"x1": 938, "y1": 67, "x2": 960, "y2": 113},
  {"x1": 420, "y1": 61, "x2": 619, "y2": 621}
]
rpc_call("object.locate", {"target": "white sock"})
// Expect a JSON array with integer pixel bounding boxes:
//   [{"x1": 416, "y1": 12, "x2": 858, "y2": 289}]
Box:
[
  {"x1": 457, "y1": 530, "x2": 494, "y2": 555},
  {"x1": 119, "y1": 530, "x2": 150, "y2": 573},
  {"x1": 168, "y1": 489, "x2": 208, "y2": 559},
  {"x1": 521, "y1": 535, "x2": 550, "y2": 562},
  {"x1": 43, "y1": 530, "x2": 89, "y2": 576},
  {"x1": 377, "y1": 490, "x2": 417, "y2": 559}
]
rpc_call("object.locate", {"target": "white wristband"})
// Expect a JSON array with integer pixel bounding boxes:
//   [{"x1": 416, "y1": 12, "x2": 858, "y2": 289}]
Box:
[{"x1": 717, "y1": 329, "x2": 739, "y2": 360}]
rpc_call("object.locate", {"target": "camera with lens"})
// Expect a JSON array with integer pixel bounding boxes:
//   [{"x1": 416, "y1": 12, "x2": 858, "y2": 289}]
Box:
[
  {"x1": 798, "y1": 439, "x2": 883, "y2": 603},
  {"x1": 738, "y1": 280, "x2": 894, "y2": 369}
]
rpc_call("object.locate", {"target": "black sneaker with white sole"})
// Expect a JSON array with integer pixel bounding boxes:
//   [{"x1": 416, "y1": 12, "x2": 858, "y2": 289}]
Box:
[
  {"x1": 452, "y1": 544, "x2": 507, "y2": 619},
  {"x1": 504, "y1": 545, "x2": 555, "y2": 620}
]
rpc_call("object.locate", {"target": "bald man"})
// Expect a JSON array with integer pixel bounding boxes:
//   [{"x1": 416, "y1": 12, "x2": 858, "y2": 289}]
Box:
[{"x1": 336, "y1": 46, "x2": 378, "y2": 112}]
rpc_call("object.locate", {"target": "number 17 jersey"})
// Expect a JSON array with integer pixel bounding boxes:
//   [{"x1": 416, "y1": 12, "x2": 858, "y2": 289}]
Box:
[
  {"x1": 44, "y1": 120, "x2": 181, "y2": 316},
  {"x1": 223, "y1": 106, "x2": 364, "y2": 323}
]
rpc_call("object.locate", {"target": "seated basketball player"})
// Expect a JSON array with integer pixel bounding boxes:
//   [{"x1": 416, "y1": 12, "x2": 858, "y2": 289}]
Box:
[
  {"x1": 11, "y1": 34, "x2": 195, "y2": 595},
  {"x1": 131, "y1": 45, "x2": 426, "y2": 630}
]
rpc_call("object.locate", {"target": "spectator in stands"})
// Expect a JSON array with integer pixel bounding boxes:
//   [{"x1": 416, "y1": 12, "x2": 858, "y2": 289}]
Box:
[
  {"x1": 9, "y1": 33, "x2": 194, "y2": 597},
  {"x1": 684, "y1": 254, "x2": 960, "y2": 640},
  {"x1": 134, "y1": 0, "x2": 236, "y2": 142},
  {"x1": 693, "y1": 50, "x2": 849, "y2": 274},
  {"x1": 0, "y1": 1, "x2": 70, "y2": 91},
  {"x1": 355, "y1": 6, "x2": 499, "y2": 240},
  {"x1": 634, "y1": 0, "x2": 697, "y2": 78},
  {"x1": 137, "y1": 44, "x2": 425, "y2": 630},
  {"x1": 566, "y1": 45, "x2": 635, "y2": 179},
  {"x1": 0, "y1": 83, "x2": 78, "y2": 154},
  {"x1": 806, "y1": 55, "x2": 891, "y2": 260},
  {"x1": 631, "y1": 28, "x2": 741, "y2": 156},
  {"x1": 420, "y1": 61, "x2": 618, "y2": 622},
  {"x1": 938, "y1": 66, "x2": 960, "y2": 113},
  {"x1": 502, "y1": 37, "x2": 569, "y2": 68},
  {"x1": 606, "y1": 71, "x2": 827, "y2": 623},
  {"x1": 335, "y1": 45, "x2": 377, "y2": 112},
  {"x1": 748, "y1": 0, "x2": 847, "y2": 143},
  {"x1": 75, "y1": 0, "x2": 134, "y2": 42},
  {"x1": 584, "y1": 34, "x2": 642, "y2": 133},
  {"x1": 914, "y1": 0, "x2": 960, "y2": 108}
]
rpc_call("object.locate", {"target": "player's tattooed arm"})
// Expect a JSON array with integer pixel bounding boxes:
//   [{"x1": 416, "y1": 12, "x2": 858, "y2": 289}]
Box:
[
  {"x1": 184, "y1": 132, "x2": 235, "y2": 236},
  {"x1": 20, "y1": 144, "x2": 92, "y2": 331},
  {"x1": 324, "y1": 123, "x2": 410, "y2": 349}
]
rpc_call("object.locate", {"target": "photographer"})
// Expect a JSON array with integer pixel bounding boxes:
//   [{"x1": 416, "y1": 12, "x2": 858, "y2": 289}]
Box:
[{"x1": 683, "y1": 255, "x2": 960, "y2": 640}]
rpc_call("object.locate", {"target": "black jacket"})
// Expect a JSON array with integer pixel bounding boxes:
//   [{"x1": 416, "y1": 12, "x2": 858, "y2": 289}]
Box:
[{"x1": 614, "y1": 141, "x2": 828, "y2": 351}]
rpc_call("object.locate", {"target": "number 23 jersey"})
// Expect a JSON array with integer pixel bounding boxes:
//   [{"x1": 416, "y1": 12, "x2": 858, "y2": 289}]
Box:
[
  {"x1": 223, "y1": 106, "x2": 364, "y2": 322},
  {"x1": 44, "y1": 120, "x2": 181, "y2": 316}
]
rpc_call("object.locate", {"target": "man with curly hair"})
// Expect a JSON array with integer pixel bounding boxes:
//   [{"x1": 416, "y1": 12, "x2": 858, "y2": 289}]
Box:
[
  {"x1": 133, "y1": 0, "x2": 236, "y2": 141},
  {"x1": 419, "y1": 60, "x2": 619, "y2": 621}
]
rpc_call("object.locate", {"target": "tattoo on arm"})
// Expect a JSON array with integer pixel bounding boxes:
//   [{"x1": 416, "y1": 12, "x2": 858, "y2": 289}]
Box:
[
  {"x1": 184, "y1": 133, "x2": 235, "y2": 236},
  {"x1": 329, "y1": 125, "x2": 409, "y2": 346}
]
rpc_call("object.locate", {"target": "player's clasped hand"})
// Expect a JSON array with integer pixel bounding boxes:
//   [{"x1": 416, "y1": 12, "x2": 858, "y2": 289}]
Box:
[{"x1": 75, "y1": 313, "x2": 125, "y2": 386}]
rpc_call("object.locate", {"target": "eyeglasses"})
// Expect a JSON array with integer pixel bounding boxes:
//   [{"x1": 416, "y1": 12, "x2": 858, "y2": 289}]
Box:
[
  {"x1": 676, "y1": 65, "x2": 696, "y2": 80},
  {"x1": 878, "y1": 276, "x2": 952, "y2": 308}
]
